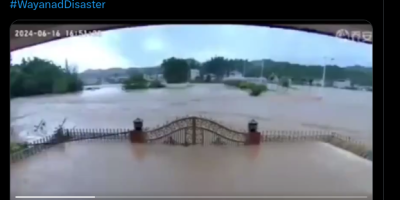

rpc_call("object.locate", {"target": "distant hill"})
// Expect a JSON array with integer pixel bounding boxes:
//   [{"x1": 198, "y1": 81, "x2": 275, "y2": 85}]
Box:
[
  {"x1": 346, "y1": 65, "x2": 372, "y2": 73},
  {"x1": 249, "y1": 59, "x2": 372, "y2": 86}
]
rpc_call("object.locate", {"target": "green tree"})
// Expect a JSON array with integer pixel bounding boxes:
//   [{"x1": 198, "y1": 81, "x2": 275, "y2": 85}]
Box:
[
  {"x1": 185, "y1": 58, "x2": 201, "y2": 69},
  {"x1": 126, "y1": 74, "x2": 147, "y2": 84},
  {"x1": 10, "y1": 57, "x2": 83, "y2": 98},
  {"x1": 202, "y1": 57, "x2": 228, "y2": 78},
  {"x1": 122, "y1": 74, "x2": 149, "y2": 90},
  {"x1": 162, "y1": 57, "x2": 190, "y2": 83}
]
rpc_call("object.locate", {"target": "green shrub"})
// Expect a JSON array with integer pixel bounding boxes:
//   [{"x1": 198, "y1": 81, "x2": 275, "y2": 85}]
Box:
[
  {"x1": 127, "y1": 74, "x2": 147, "y2": 84},
  {"x1": 10, "y1": 143, "x2": 27, "y2": 154},
  {"x1": 239, "y1": 82, "x2": 252, "y2": 90},
  {"x1": 149, "y1": 80, "x2": 166, "y2": 88},
  {"x1": 224, "y1": 79, "x2": 268, "y2": 96},
  {"x1": 249, "y1": 84, "x2": 267, "y2": 96},
  {"x1": 122, "y1": 74, "x2": 149, "y2": 90},
  {"x1": 123, "y1": 83, "x2": 148, "y2": 90},
  {"x1": 255, "y1": 84, "x2": 267, "y2": 91},
  {"x1": 250, "y1": 89, "x2": 262, "y2": 96}
]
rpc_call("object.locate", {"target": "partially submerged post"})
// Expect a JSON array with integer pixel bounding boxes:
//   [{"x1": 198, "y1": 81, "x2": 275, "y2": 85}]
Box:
[
  {"x1": 129, "y1": 118, "x2": 146, "y2": 143},
  {"x1": 247, "y1": 119, "x2": 261, "y2": 145}
]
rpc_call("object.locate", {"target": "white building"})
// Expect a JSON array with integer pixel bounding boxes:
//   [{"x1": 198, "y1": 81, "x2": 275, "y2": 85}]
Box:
[
  {"x1": 223, "y1": 71, "x2": 267, "y2": 85},
  {"x1": 108, "y1": 74, "x2": 129, "y2": 83},
  {"x1": 190, "y1": 69, "x2": 200, "y2": 80},
  {"x1": 246, "y1": 77, "x2": 268, "y2": 84},
  {"x1": 333, "y1": 79, "x2": 351, "y2": 88},
  {"x1": 143, "y1": 74, "x2": 164, "y2": 81},
  {"x1": 313, "y1": 79, "x2": 324, "y2": 86}
]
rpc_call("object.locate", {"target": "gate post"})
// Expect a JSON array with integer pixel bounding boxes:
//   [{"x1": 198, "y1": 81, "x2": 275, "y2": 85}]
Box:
[
  {"x1": 129, "y1": 118, "x2": 146, "y2": 143},
  {"x1": 247, "y1": 119, "x2": 261, "y2": 145},
  {"x1": 192, "y1": 117, "x2": 196, "y2": 145}
]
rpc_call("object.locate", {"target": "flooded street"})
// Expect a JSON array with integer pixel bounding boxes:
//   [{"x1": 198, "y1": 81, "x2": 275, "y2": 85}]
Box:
[
  {"x1": 10, "y1": 24, "x2": 373, "y2": 198},
  {"x1": 11, "y1": 142, "x2": 372, "y2": 197},
  {"x1": 10, "y1": 84, "x2": 372, "y2": 144}
]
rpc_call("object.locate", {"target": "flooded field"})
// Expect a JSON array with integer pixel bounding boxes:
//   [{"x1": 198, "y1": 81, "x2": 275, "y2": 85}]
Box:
[
  {"x1": 11, "y1": 142, "x2": 372, "y2": 197},
  {"x1": 10, "y1": 84, "x2": 372, "y2": 144}
]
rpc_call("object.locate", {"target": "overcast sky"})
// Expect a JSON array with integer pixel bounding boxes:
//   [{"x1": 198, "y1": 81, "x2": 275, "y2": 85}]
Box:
[{"x1": 11, "y1": 25, "x2": 372, "y2": 72}]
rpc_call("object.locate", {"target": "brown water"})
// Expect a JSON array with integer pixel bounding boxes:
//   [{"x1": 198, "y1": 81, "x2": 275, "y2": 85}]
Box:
[
  {"x1": 10, "y1": 85, "x2": 373, "y2": 197},
  {"x1": 10, "y1": 84, "x2": 372, "y2": 144},
  {"x1": 10, "y1": 142, "x2": 372, "y2": 197}
]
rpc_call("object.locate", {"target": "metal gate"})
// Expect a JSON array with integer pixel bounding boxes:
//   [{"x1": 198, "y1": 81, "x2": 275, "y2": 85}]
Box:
[{"x1": 146, "y1": 117, "x2": 247, "y2": 145}]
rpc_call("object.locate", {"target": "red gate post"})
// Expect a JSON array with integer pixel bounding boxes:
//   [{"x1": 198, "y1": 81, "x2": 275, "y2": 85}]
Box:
[
  {"x1": 129, "y1": 118, "x2": 146, "y2": 143},
  {"x1": 247, "y1": 119, "x2": 261, "y2": 145}
]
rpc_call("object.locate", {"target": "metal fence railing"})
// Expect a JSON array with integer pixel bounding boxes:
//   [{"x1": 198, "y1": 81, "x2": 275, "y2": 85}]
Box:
[{"x1": 10, "y1": 128, "x2": 372, "y2": 163}]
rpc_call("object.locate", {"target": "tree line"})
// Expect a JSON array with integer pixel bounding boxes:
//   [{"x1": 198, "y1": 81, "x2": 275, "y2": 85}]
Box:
[
  {"x1": 161, "y1": 57, "x2": 372, "y2": 86},
  {"x1": 10, "y1": 57, "x2": 83, "y2": 98},
  {"x1": 9, "y1": 56, "x2": 372, "y2": 98}
]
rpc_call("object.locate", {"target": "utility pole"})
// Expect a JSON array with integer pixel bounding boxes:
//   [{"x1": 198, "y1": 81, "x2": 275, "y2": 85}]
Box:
[
  {"x1": 243, "y1": 61, "x2": 246, "y2": 77},
  {"x1": 318, "y1": 57, "x2": 334, "y2": 99},
  {"x1": 260, "y1": 60, "x2": 264, "y2": 78},
  {"x1": 322, "y1": 57, "x2": 334, "y2": 87},
  {"x1": 322, "y1": 58, "x2": 326, "y2": 88}
]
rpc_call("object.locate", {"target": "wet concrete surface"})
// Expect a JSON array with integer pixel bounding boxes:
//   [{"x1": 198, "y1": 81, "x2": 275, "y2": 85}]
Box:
[
  {"x1": 11, "y1": 141, "x2": 372, "y2": 197},
  {"x1": 10, "y1": 84, "x2": 372, "y2": 145}
]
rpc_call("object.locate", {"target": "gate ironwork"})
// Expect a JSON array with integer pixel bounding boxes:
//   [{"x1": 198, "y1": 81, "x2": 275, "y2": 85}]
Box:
[{"x1": 145, "y1": 116, "x2": 247, "y2": 145}]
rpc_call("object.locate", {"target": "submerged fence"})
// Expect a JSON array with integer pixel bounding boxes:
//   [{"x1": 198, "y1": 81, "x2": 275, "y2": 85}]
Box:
[
  {"x1": 10, "y1": 129, "x2": 372, "y2": 163},
  {"x1": 10, "y1": 128, "x2": 131, "y2": 163},
  {"x1": 10, "y1": 117, "x2": 372, "y2": 163}
]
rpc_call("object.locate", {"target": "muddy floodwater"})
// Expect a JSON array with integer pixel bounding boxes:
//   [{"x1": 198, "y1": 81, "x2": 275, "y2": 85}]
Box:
[
  {"x1": 11, "y1": 84, "x2": 372, "y2": 144},
  {"x1": 11, "y1": 85, "x2": 372, "y2": 197},
  {"x1": 11, "y1": 142, "x2": 372, "y2": 197}
]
